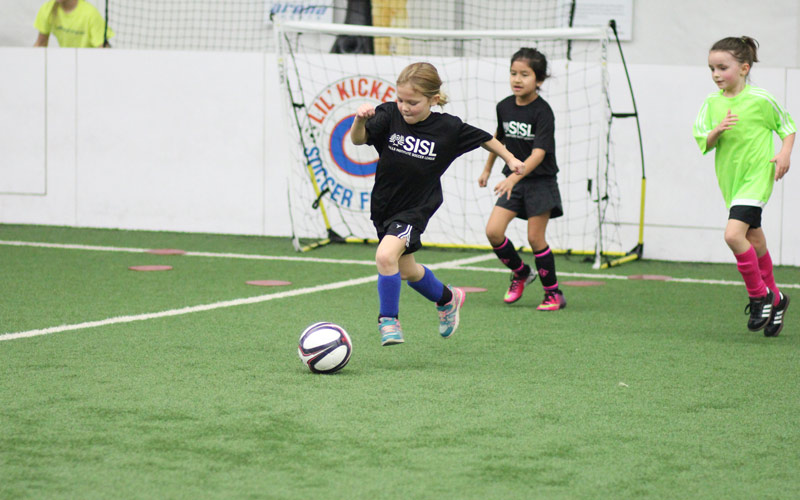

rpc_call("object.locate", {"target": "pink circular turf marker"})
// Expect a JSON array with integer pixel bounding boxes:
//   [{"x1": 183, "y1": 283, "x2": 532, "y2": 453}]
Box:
[
  {"x1": 562, "y1": 280, "x2": 605, "y2": 287},
  {"x1": 628, "y1": 274, "x2": 672, "y2": 281},
  {"x1": 129, "y1": 265, "x2": 173, "y2": 271},
  {"x1": 246, "y1": 280, "x2": 293, "y2": 286},
  {"x1": 146, "y1": 248, "x2": 186, "y2": 255}
]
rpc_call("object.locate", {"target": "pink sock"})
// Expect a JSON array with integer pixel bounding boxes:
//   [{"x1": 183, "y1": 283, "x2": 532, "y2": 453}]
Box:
[
  {"x1": 757, "y1": 250, "x2": 781, "y2": 304},
  {"x1": 735, "y1": 246, "x2": 768, "y2": 298}
]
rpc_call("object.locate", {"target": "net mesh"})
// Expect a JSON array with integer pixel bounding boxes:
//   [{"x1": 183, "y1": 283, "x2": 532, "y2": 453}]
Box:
[
  {"x1": 277, "y1": 22, "x2": 622, "y2": 258},
  {"x1": 102, "y1": 0, "x2": 627, "y2": 261},
  {"x1": 103, "y1": 1, "x2": 576, "y2": 51}
]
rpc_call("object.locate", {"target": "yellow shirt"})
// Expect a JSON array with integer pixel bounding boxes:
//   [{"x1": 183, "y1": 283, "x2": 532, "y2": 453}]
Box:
[{"x1": 34, "y1": 0, "x2": 114, "y2": 48}]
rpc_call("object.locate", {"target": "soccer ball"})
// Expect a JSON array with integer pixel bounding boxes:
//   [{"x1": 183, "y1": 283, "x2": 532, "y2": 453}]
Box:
[{"x1": 298, "y1": 322, "x2": 352, "y2": 374}]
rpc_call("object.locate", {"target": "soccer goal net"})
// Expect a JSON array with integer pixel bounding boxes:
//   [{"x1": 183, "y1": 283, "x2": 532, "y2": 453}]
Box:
[
  {"x1": 276, "y1": 20, "x2": 625, "y2": 264},
  {"x1": 103, "y1": 0, "x2": 576, "y2": 51}
]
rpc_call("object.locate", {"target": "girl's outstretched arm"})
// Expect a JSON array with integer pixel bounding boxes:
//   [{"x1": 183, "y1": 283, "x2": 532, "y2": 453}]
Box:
[
  {"x1": 481, "y1": 138, "x2": 524, "y2": 199},
  {"x1": 481, "y1": 138, "x2": 524, "y2": 174},
  {"x1": 350, "y1": 103, "x2": 375, "y2": 145},
  {"x1": 478, "y1": 134, "x2": 498, "y2": 188}
]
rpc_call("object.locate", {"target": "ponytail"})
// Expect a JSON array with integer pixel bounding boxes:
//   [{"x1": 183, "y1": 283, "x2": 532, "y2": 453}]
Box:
[{"x1": 710, "y1": 36, "x2": 759, "y2": 67}]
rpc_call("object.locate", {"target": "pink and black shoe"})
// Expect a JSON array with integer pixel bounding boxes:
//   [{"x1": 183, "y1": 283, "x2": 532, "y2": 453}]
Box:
[
  {"x1": 504, "y1": 266, "x2": 535, "y2": 304},
  {"x1": 537, "y1": 290, "x2": 566, "y2": 311}
]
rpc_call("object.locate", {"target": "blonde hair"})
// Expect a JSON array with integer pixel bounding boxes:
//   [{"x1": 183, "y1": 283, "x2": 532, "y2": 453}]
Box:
[{"x1": 397, "y1": 62, "x2": 449, "y2": 106}]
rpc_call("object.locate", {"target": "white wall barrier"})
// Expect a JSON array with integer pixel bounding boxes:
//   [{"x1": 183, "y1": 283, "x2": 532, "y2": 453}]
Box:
[{"x1": 0, "y1": 47, "x2": 797, "y2": 265}]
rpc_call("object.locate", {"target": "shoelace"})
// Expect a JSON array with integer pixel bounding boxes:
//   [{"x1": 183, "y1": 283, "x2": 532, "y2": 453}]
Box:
[
  {"x1": 438, "y1": 297, "x2": 454, "y2": 314},
  {"x1": 380, "y1": 320, "x2": 400, "y2": 333},
  {"x1": 744, "y1": 298, "x2": 765, "y2": 316},
  {"x1": 508, "y1": 276, "x2": 526, "y2": 292}
]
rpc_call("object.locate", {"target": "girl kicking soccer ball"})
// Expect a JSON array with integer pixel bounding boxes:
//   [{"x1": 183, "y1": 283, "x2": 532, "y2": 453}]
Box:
[
  {"x1": 350, "y1": 62, "x2": 525, "y2": 346},
  {"x1": 479, "y1": 47, "x2": 566, "y2": 311},
  {"x1": 693, "y1": 36, "x2": 795, "y2": 336}
]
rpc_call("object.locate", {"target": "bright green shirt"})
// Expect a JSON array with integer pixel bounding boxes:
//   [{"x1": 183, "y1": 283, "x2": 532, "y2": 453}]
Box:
[
  {"x1": 34, "y1": 0, "x2": 114, "y2": 48},
  {"x1": 693, "y1": 85, "x2": 795, "y2": 208}
]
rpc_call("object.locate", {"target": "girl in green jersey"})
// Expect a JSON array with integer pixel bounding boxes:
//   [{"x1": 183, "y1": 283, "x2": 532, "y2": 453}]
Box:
[{"x1": 694, "y1": 36, "x2": 795, "y2": 336}]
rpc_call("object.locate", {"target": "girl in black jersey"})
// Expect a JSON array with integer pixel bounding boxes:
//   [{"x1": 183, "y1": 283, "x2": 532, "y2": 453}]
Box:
[
  {"x1": 479, "y1": 48, "x2": 566, "y2": 311},
  {"x1": 350, "y1": 62, "x2": 525, "y2": 346}
]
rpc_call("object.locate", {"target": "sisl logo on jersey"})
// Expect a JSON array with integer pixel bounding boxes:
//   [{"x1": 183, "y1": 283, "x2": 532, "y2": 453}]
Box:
[
  {"x1": 502, "y1": 120, "x2": 535, "y2": 140},
  {"x1": 303, "y1": 76, "x2": 396, "y2": 212},
  {"x1": 388, "y1": 134, "x2": 438, "y2": 159}
]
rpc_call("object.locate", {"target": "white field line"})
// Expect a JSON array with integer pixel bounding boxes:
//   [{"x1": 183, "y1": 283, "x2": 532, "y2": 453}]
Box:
[
  {"x1": 456, "y1": 265, "x2": 800, "y2": 289},
  {"x1": 0, "y1": 249, "x2": 488, "y2": 342},
  {"x1": 2, "y1": 240, "x2": 798, "y2": 342},
  {"x1": 0, "y1": 275, "x2": 377, "y2": 342},
  {"x1": 0, "y1": 240, "x2": 375, "y2": 266}
]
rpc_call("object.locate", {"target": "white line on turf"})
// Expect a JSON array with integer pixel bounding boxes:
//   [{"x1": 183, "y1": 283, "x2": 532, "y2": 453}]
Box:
[
  {"x1": 2, "y1": 240, "x2": 797, "y2": 342},
  {"x1": 455, "y1": 265, "x2": 800, "y2": 289},
  {"x1": 4, "y1": 239, "x2": 797, "y2": 289},
  {"x1": 0, "y1": 240, "x2": 376, "y2": 266},
  {"x1": 0, "y1": 274, "x2": 378, "y2": 342},
  {"x1": 0, "y1": 252, "x2": 490, "y2": 342}
]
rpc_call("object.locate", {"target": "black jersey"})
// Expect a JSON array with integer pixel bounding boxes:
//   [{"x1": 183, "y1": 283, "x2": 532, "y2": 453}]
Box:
[
  {"x1": 495, "y1": 95, "x2": 558, "y2": 178},
  {"x1": 365, "y1": 102, "x2": 492, "y2": 232}
]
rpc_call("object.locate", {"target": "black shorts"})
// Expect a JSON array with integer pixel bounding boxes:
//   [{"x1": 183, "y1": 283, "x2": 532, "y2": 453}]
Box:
[
  {"x1": 495, "y1": 175, "x2": 563, "y2": 220},
  {"x1": 375, "y1": 220, "x2": 422, "y2": 255},
  {"x1": 729, "y1": 205, "x2": 762, "y2": 228}
]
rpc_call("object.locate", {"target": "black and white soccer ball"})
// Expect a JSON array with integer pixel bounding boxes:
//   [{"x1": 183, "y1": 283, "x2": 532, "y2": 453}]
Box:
[{"x1": 298, "y1": 322, "x2": 352, "y2": 374}]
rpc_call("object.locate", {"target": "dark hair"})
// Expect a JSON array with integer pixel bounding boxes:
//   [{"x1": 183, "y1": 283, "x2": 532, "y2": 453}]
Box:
[
  {"x1": 511, "y1": 47, "x2": 549, "y2": 82},
  {"x1": 710, "y1": 36, "x2": 760, "y2": 67}
]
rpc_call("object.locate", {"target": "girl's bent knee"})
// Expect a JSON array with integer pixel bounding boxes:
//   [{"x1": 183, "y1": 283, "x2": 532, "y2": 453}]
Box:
[
  {"x1": 486, "y1": 231, "x2": 505, "y2": 247},
  {"x1": 375, "y1": 249, "x2": 399, "y2": 271}
]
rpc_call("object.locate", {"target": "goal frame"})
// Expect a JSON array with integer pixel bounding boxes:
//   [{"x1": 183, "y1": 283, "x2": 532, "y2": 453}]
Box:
[{"x1": 275, "y1": 20, "x2": 644, "y2": 268}]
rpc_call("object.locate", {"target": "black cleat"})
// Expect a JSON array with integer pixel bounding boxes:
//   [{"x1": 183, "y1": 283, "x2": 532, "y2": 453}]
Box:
[
  {"x1": 745, "y1": 290, "x2": 774, "y2": 332},
  {"x1": 764, "y1": 293, "x2": 789, "y2": 337}
]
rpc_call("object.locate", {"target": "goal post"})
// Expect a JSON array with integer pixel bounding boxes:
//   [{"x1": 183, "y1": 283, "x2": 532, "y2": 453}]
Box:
[{"x1": 276, "y1": 20, "x2": 640, "y2": 267}]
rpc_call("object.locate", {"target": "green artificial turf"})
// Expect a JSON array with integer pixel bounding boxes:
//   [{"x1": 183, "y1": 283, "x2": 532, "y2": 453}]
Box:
[{"x1": 1, "y1": 224, "x2": 798, "y2": 499}]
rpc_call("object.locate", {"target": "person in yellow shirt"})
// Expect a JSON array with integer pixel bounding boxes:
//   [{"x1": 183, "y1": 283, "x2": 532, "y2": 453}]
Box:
[{"x1": 34, "y1": 0, "x2": 114, "y2": 48}]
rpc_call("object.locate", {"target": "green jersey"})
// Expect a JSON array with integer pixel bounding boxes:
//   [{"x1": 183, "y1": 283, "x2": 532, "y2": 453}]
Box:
[
  {"x1": 693, "y1": 85, "x2": 795, "y2": 209},
  {"x1": 34, "y1": 0, "x2": 114, "y2": 48}
]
